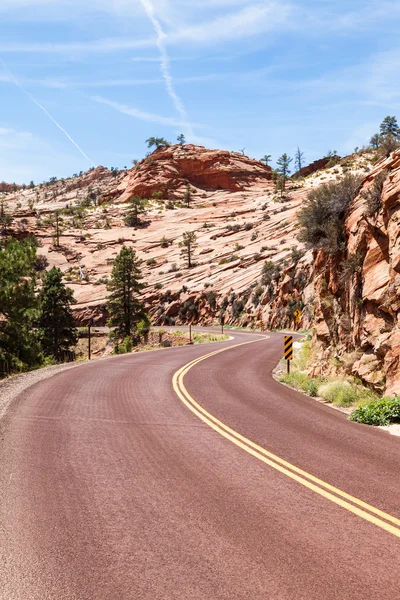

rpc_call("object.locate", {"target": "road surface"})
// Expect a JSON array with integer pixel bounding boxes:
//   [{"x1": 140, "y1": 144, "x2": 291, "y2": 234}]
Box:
[{"x1": 1, "y1": 330, "x2": 399, "y2": 599}]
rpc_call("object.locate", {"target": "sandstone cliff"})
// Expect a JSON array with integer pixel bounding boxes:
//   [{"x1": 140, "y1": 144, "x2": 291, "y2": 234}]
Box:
[
  {"x1": 117, "y1": 144, "x2": 272, "y2": 201},
  {"x1": 305, "y1": 151, "x2": 400, "y2": 395}
]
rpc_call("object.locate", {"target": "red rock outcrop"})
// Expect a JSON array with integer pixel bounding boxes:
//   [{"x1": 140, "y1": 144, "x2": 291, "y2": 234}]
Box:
[
  {"x1": 117, "y1": 144, "x2": 272, "y2": 201},
  {"x1": 0, "y1": 182, "x2": 20, "y2": 193},
  {"x1": 294, "y1": 157, "x2": 337, "y2": 178},
  {"x1": 305, "y1": 151, "x2": 400, "y2": 395}
]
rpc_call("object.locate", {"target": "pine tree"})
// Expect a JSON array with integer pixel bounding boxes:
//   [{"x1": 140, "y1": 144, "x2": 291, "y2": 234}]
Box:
[
  {"x1": 179, "y1": 231, "x2": 198, "y2": 268},
  {"x1": 177, "y1": 133, "x2": 186, "y2": 146},
  {"x1": 38, "y1": 267, "x2": 77, "y2": 362},
  {"x1": 107, "y1": 246, "x2": 147, "y2": 339},
  {"x1": 0, "y1": 238, "x2": 41, "y2": 375},
  {"x1": 380, "y1": 116, "x2": 400, "y2": 139},
  {"x1": 370, "y1": 134, "x2": 380, "y2": 149},
  {"x1": 276, "y1": 153, "x2": 293, "y2": 192},
  {"x1": 145, "y1": 137, "x2": 170, "y2": 149},
  {"x1": 0, "y1": 200, "x2": 13, "y2": 237},
  {"x1": 294, "y1": 147, "x2": 305, "y2": 173},
  {"x1": 124, "y1": 196, "x2": 148, "y2": 227},
  {"x1": 260, "y1": 155, "x2": 272, "y2": 165},
  {"x1": 184, "y1": 184, "x2": 192, "y2": 208}
]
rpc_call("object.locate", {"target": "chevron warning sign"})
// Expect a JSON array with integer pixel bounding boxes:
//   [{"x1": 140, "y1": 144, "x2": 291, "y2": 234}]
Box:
[{"x1": 284, "y1": 336, "x2": 293, "y2": 361}]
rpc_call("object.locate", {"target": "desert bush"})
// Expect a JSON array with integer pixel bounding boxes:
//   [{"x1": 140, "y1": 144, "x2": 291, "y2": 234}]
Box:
[
  {"x1": 340, "y1": 251, "x2": 364, "y2": 283},
  {"x1": 231, "y1": 299, "x2": 244, "y2": 319},
  {"x1": 261, "y1": 260, "x2": 280, "y2": 285},
  {"x1": 318, "y1": 380, "x2": 378, "y2": 407},
  {"x1": 298, "y1": 174, "x2": 362, "y2": 253},
  {"x1": 160, "y1": 236, "x2": 170, "y2": 248},
  {"x1": 280, "y1": 372, "x2": 321, "y2": 397},
  {"x1": 350, "y1": 396, "x2": 400, "y2": 426},
  {"x1": 362, "y1": 170, "x2": 387, "y2": 216},
  {"x1": 318, "y1": 381, "x2": 357, "y2": 407},
  {"x1": 207, "y1": 291, "x2": 217, "y2": 309}
]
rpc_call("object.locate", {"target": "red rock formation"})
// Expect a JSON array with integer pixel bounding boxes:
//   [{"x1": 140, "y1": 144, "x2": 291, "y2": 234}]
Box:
[
  {"x1": 0, "y1": 181, "x2": 20, "y2": 193},
  {"x1": 305, "y1": 151, "x2": 400, "y2": 394},
  {"x1": 295, "y1": 157, "x2": 339, "y2": 178},
  {"x1": 117, "y1": 145, "x2": 272, "y2": 201}
]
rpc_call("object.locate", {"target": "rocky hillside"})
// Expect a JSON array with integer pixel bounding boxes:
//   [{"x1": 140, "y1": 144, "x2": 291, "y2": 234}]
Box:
[
  {"x1": 306, "y1": 151, "x2": 400, "y2": 396},
  {"x1": 4, "y1": 143, "x2": 399, "y2": 394}
]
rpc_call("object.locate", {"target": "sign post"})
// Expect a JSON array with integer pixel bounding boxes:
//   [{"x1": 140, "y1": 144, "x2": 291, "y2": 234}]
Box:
[
  {"x1": 88, "y1": 318, "x2": 94, "y2": 360},
  {"x1": 284, "y1": 335, "x2": 293, "y2": 374}
]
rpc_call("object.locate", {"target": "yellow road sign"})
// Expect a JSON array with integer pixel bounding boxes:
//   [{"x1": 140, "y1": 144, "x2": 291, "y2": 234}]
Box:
[
  {"x1": 284, "y1": 336, "x2": 293, "y2": 361},
  {"x1": 294, "y1": 310, "x2": 302, "y2": 323}
]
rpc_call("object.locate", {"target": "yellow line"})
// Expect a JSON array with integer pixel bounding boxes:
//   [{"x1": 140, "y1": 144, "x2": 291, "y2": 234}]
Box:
[{"x1": 172, "y1": 339, "x2": 400, "y2": 539}]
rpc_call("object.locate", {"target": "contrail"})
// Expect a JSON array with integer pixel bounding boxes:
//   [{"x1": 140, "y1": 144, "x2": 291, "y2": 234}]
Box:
[
  {"x1": 138, "y1": 0, "x2": 194, "y2": 138},
  {"x1": 0, "y1": 57, "x2": 96, "y2": 167}
]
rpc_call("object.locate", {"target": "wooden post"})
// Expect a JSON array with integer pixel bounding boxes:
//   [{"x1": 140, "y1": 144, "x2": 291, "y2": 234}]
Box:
[{"x1": 88, "y1": 318, "x2": 94, "y2": 360}]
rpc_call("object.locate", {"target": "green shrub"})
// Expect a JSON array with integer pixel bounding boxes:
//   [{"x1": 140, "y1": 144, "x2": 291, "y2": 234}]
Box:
[
  {"x1": 318, "y1": 381, "x2": 357, "y2": 407},
  {"x1": 298, "y1": 174, "x2": 362, "y2": 253},
  {"x1": 361, "y1": 170, "x2": 387, "y2": 216},
  {"x1": 350, "y1": 397, "x2": 400, "y2": 426},
  {"x1": 279, "y1": 371, "x2": 321, "y2": 397},
  {"x1": 280, "y1": 372, "x2": 321, "y2": 397},
  {"x1": 318, "y1": 380, "x2": 378, "y2": 408}
]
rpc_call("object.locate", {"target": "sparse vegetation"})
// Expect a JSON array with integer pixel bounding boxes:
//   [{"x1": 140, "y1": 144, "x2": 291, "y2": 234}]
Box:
[
  {"x1": 124, "y1": 196, "x2": 149, "y2": 227},
  {"x1": 179, "y1": 231, "x2": 198, "y2": 268},
  {"x1": 362, "y1": 170, "x2": 387, "y2": 216},
  {"x1": 298, "y1": 174, "x2": 362, "y2": 253}
]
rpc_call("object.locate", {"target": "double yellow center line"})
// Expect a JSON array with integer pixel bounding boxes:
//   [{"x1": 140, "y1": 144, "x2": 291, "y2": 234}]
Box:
[{"x1": 172, "y1": 338, "x2": 400, "y2": 539}]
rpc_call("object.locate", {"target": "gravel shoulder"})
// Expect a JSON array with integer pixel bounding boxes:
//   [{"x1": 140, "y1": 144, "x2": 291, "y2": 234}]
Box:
[{"x1": 0, "y1": 361, "x2": 87, "y2": 425}]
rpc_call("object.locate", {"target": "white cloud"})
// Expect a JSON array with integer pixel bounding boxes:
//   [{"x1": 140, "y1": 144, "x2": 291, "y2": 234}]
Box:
[
  {"x1": 170, "y1": 2, "x2": 294, "y2": 44},
  {"x1": 0, "y1": 1, "x2": 294, "y2": 53},
  {"x1": 138, "y1": 0, "x2": 195, "y2": 139},
  {"x1": 92, "y1": 96, "x2": 186, "y2": 127}
]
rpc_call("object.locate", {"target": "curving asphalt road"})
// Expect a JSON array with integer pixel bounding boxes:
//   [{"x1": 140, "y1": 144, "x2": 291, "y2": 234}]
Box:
[{"x1": 1, "y1": 330, "x2": 400, "y2": 600}]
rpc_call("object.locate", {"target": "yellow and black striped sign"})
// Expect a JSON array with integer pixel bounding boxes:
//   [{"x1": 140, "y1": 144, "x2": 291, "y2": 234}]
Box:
[{"x1": 284, "y1": 336, "x2": 293, "y2": 361}]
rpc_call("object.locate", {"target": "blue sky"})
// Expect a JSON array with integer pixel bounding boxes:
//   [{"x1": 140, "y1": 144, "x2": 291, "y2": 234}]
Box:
[{"x1": 1, "y1": 0, "x2": 400, "y2": 183}]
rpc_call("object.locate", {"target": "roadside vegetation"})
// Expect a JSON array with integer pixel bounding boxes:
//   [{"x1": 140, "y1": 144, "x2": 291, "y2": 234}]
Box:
[
  {"x1": 350, "y1": 397, "x2": 400, "y2": 426},
  {"x1": 277, "y1": 338, "x2": 391, "y2": 418},
  {"x1": 0, "y1": 237, "x2": 78, "y2": 377}
]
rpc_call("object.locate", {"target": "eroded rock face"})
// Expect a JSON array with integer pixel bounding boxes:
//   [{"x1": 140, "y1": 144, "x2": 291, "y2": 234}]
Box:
[
  {"x1": 295, "y1": 157, "x2": 337, "y2": 178},
  {"x1": 308, "y1": 151, "x2": 400, "y2": 394},
  {"x1": 117, "y1": 145, "x2": 272, "y2": 201}
]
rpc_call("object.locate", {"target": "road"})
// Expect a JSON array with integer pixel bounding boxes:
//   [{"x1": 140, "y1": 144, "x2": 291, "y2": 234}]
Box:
[{"x1": 1, "y1": 330, "x2": 399, "y2": 599}]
